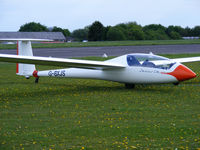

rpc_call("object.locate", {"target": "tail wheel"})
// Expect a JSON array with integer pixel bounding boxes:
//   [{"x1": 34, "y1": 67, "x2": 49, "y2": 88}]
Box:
[
  {"x1": 35, "y1": 77, "x2": 39, "y2": 83},
  {"x1": 125, "y1": 83, "x2": 135, "y2": 89},
  {"x1": 173, "y1": 82, "x2": 179, "y2": 86}
]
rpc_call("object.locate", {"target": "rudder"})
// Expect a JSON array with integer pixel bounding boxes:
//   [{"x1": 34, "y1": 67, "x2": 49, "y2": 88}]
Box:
[{"x1": 16, "y1": 41, "x2": 36, "y2": 78}]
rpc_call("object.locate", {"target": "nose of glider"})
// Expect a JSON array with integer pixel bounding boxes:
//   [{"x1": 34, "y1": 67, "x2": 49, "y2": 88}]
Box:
[{"x1": 167, "y1": 64, "x2": 196, "y2": 81}]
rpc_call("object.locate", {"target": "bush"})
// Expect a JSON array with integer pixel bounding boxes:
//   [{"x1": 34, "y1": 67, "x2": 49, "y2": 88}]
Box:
[
  {"x1": 169, "y1": 31, "x2": 182, "y2": 40},
  {"x1": 72, "y1": 28, "x2": 88, "y2": 41},
  {"x1": 144, "y1": 30, "x2": 169, "y2": 40},
  {"x1": 106, "y1": 27, "x2": 126, "y2": 41},
  {"x1": 115, "y1": 22, "x2": 145, "y2": 40}
]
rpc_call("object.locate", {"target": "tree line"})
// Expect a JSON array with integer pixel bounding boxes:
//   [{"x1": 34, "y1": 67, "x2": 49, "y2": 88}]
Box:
[{"x1": 19, "y1": 21, "x2": 200, "y2": 41}]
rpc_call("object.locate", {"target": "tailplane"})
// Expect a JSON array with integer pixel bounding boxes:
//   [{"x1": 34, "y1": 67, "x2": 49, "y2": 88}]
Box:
[{"x1": 0, "y1": 38, "x2": 52, "y2": 78}]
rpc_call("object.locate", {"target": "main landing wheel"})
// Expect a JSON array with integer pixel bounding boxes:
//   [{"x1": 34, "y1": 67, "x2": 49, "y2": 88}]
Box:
[{"x1": 125, "y1": 83, "x2": 135, "y2": 89}]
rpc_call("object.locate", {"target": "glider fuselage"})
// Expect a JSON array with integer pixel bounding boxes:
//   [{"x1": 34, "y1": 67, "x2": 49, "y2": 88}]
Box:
[{"x1": 36, "y1": 61, "x2": 196, "y2": 84}]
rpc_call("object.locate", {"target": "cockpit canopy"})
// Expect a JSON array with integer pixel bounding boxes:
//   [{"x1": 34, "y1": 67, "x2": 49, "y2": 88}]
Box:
[{"x1": 127, "y1": 54, "x2": 175, "y2": 70}]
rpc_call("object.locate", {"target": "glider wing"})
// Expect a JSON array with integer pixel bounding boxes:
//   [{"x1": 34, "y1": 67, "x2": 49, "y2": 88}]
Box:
[
  {"x1": 0, "y1": 54, "x2": 125, "y2": 70},
  {"x1": 151, "y1": 56, "x2": 200, "y2": 65},
  {"x1": 170, "y1": 57, "x2": 200, "y2": 63}
]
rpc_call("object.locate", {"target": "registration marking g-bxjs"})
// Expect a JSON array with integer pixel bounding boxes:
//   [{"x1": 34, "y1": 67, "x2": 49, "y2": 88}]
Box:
[{"x1": 48, "y1": 70, "x2": 66, "y2": 77}]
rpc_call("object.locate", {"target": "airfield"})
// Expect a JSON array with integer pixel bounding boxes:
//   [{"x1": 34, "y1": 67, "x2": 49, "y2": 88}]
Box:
[
  {"x1": 1, "y1": 44, "x2": 200, "y2": 58},
  {"x1": 0, "y1": 44, "x2": 200, "y2": 149}
]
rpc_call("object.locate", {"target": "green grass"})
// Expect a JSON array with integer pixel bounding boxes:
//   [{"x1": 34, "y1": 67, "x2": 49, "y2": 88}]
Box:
[
  {"x1": 0, "y1": 54, "x2": 200, "y2": 149},
  {"x1": 1, "y1": 39, "x2": 200, "y2": 49}
]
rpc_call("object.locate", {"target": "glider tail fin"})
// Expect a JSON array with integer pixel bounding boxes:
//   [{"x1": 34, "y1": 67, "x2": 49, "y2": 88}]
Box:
[
  {"x1": 0, "y1": 38, "x2": 52, "y2": 78},
  {"x1": 16, "y1": 41, "x2": 36, "y2": 78}
]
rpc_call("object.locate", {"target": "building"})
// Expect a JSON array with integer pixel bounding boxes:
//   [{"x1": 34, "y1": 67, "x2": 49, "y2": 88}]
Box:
[
  {"x1": 0, "y1": 32, "x2": 66, "y2": 42},
  {"x1": 182, "y1": 37, "x2": 200, "y2": 40}
]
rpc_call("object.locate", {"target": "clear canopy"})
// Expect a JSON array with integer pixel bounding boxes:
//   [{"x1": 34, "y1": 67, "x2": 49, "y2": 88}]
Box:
[{"x1": 127, "y1": 54, "x2": 175, "y2": 69}]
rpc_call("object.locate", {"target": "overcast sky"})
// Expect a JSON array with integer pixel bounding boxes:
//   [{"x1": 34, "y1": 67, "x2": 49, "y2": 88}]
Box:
[{"x1": 0, "y1": 0, "x2": 200, "y2": 32}]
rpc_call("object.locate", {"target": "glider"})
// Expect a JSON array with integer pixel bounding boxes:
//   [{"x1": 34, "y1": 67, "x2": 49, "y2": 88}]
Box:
[{"x1": 0, "y1": 39, "x2": 200, "y2": 88}]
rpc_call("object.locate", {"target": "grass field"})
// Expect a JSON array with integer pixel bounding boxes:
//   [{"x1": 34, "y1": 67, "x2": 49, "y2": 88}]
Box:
[
  {"x1": 1, "y1": 39, "x2": 200, "y2": 50},
  {"x1": 0, "y1": 54, "x2": 200, "y2": 149}
]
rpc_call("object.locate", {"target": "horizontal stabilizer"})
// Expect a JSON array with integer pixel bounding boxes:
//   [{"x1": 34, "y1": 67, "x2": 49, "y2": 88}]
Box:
[{"x1": 0, "y1": 38, "x2": 53, "y2": 42}]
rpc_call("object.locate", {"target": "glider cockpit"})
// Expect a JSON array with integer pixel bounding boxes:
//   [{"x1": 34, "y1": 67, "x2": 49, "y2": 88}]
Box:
[{"x1": 127, "y1": 54, "x2": 175, "y2": 70}]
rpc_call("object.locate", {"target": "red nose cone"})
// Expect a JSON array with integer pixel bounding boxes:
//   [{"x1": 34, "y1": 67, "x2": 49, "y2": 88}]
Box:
[{"x1": 166, "y1": 65, "x2": 196, "y2": 81}]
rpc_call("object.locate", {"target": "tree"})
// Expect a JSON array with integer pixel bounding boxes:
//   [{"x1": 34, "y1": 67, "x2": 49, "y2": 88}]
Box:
[
  {"x1": 115, "y1": 23, "x2": 129, "y2": 39},
  {"x1": 143, "y1": 24, "x2": 167, "y2": 32},
  {"x1": 192, "y1": 26, "x2": 200, "y2": 36},
  {"x1": 169, "y1": 31, "x2": 182, "y2": 39},
  {"x1": 143, "y1": 24, "x2": 169, "y2": 40},
  {"x1": 19, "y1": 22, "x2": 48, "y2": 32},
  {"x1": 166, "y1": 26, "x2": 185, "y2": 38},
  {"x1": 102, "y1": 26, "x2": 111, "y2": 41},
  {"x1": 144, "y1": 30, "x2": 157, "y2": 40},
  {"x1": 114, "y1": 22, "x2": 144, "y2": 40},
  {"x1": 184, "y1": 27, "x2": 193, "y2": 37},
  {"x1": 88, "y1": 21, "x2": 105, "y2": 41},
  {"x1": 52, "y1": 26, "x2": 70, "y2": 37},
  {"x1": 72, "y1": 28, "x2": 89, "y2": 41},
  {"x1": 63, "y1": 29, "x2": 71, "y2": 37},
  {"x1": 126, "y1": 23, "x2": 145, "y2": 40},
  {"x1": 144, "y1": 29, "x2": 169, "y2": 40},
  {"x1": 52, "y1": 26, "x2": 63, "y2": 32},
  {"x1": 106, "y1": 27, "x2": 126, "y2": 41}
]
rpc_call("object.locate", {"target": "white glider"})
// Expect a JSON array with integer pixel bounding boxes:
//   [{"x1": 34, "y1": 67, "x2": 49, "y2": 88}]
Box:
[{"x1": 0, "y1": 39, "x2": 199, "y2": 88}]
